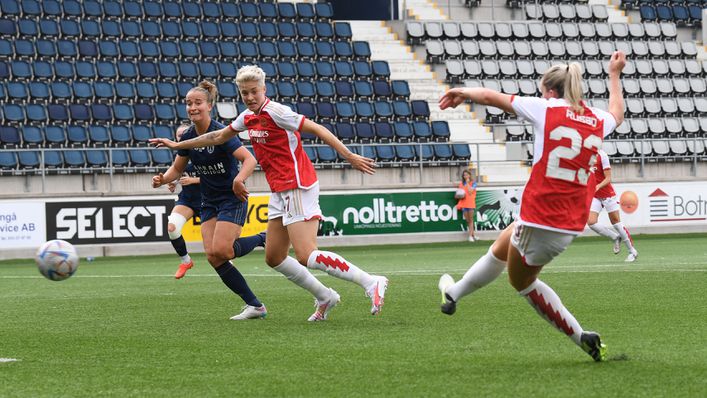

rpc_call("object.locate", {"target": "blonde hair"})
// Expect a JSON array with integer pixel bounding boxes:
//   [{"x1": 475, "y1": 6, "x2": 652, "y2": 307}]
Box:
[
  {"x1": 175, "y1": 123, "x2": 191, "y2": 141},
  {"x1": 187, "y1": 80, "x2": 218, "y2": 106},
  {"x1": 540, "y1": 62, "x2": 584, "y2": 114},
  {"x1": 236, "y1": 65, "x2": 266, "y2": 88}
]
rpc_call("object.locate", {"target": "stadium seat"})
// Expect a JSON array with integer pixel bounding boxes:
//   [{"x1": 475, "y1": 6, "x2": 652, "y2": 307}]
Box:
[
  {"x1": 0, "y1": 126, "x2": 21, "y2": 149},
  {"x1": 44, "y1": 126, "x2": 66, "y2": 147},
  {"x1": 18, "y1": 151, "x2": 40, "y2": 171},
  {"x1": 88, "y1": 125, "x2": 110, "y2": 147},
  {"x1": 0, "y1": 151, "x2": 17, "y2": 173}
]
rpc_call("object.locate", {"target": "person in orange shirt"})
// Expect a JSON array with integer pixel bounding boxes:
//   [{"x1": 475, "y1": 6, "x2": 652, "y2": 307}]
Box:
[{"x1": 456, "y1": 169, "x2": 478, "y2": 242}]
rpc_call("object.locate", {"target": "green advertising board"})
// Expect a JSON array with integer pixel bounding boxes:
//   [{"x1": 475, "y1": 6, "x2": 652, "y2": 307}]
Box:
[{"x1": 318, "y1": 188, "x2": 522, "y2": 236}]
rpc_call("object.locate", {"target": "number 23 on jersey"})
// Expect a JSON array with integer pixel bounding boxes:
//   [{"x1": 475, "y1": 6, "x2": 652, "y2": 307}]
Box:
[{"x1": 545, "y1": 126, "x2": 602, "y2": 185}]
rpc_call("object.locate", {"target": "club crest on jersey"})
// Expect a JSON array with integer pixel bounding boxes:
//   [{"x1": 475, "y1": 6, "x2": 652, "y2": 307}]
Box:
[
  {"x1": 259, "y1": 116, "x2": 270, "y2": 128},
  {"x1": 206, "y1": 146, "x2": 214, "y2": 154},
  {"x1": 245, "y1": 118, "x2": 259, "y2": 127}
]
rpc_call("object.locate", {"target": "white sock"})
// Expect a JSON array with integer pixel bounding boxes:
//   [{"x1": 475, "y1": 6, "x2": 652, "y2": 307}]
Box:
[
  {"x1": 273, "y1": 256, "x2": 330, "y2": 302},
  {"x1": 446, "y1": 248, "x2": 506, "y2": 302},
  {"x1": 612, "y1": 222, "x2": 636, "y2": 253},
  {"x1": 180, "y1": 254, "x2": 191, "y2": 263},
  {"x1": 589, "y1": 223, "x2": 619, "y2": 241},
  {"x1": 520, "y1": 279, "x2": 584, "y2": 346},
  {"x1": 307, "y1": 250, "x2": 375, "y2": 289}
]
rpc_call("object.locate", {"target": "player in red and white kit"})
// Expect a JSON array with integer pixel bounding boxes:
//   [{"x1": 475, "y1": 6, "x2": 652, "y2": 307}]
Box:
[
  {"x1": 437, "y1": 52, "x2": 627, "y2": 361},
  {"x1": 151, "y1": 66, "x2": 388, "y2": 321},
  {"x1": 588, "y1": 149, "x2": 639, "y2": 262}
]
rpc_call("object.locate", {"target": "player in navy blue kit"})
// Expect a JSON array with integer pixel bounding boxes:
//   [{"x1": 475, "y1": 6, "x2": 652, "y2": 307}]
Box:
[{"x1": 152, "y1": 81, "x2": 267, "y2": 320}]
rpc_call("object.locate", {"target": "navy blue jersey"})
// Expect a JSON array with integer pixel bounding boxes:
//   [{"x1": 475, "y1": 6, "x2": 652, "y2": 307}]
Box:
[
  {"x1": 180, "y1": 162, "x2": 201, "y2": 198},
  {"x1": 177, "y1": 120, "x2": 244, "y2": 202}
]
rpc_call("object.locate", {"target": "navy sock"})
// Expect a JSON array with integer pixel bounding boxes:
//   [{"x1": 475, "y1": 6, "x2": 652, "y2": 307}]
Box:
[
  {"x1": 215, "y1": 261, "x2": 262, "y2": 307},
  {"x1": 232, "y1": 233, "x2": 266, "y2": 258},
  {"x1": 170, "y1": 236, "x2": 188, "y2": 257}
]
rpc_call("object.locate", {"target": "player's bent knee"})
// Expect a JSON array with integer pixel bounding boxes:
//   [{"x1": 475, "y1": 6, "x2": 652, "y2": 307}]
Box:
[{"x1": 167, "y1": 214, "x2": 187, "y2": 240}]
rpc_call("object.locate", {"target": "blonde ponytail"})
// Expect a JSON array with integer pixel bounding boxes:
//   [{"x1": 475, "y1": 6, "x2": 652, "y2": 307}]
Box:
[{"x1": 540, "y1": 62, "x2": 586, "y2": 114}]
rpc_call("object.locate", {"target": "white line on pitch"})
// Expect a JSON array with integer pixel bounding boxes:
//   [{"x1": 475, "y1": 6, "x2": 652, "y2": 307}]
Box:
[{"x1": 0, "y1": 358, "x2": 20, "y2": 363}]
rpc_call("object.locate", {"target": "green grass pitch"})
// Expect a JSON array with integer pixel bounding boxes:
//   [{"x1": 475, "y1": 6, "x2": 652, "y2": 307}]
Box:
[{"x1": 1, "y1": 234, "x2": 706, "y2": 397}]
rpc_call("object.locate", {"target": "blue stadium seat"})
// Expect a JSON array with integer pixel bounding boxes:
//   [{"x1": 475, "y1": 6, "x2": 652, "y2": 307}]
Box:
[
  {"x1": 277, "y1": 81, "x2": 297, "y2": 101},
  {"x1": 62, "y1": 0, "x2": 81, "y2": 17},
  {"x1": 334, "y1": 102, "x2": 354, "y2": 122},
  {"x1": 303, "y1": 146, "x2": 318, "y2": 163},
  {"x1": 316, "y1": 3, "x2": 334, "y2": 19},
  {"x1": 47, "y1": 104, "x2": 69, "y2": 124},
  {"x1": 278, "y1": 2, "x2": 296, "y2": 19},
  {"x1": 431, "y1": 121, "x2": 451, "y2": 142},
  {"x1": 49, "y1": 82, "x2": 71, "y2": 102},
  {"x1": 355, "y1": 101, "x2": 374, "y2": 122},
  {"x1": 132, "y1": 125, "x2": 153, "y2": 146},
  {"x1": 80, "y1": 20, "x2": 100, "y2": 38},
  {"x1": 101, "y1": 20, "x2": 120, "y2": 39},
  {"x1": 353, "y1": 41, "x2": 371, "y2": 60},
  {"x1": 136, "y1": 82, "x2": 156, "y2": 101},
  {"x1": 18, "y1": 151, "x2": 40, "y2": 170},
  {"x1": 372, "y1": 61, "x2": 391, "y2": 80},
  {"x1": 151, "y1": 149, "x2": 173, "y2": 167},
  {"x1": 30, "y1": 60, "x2": 51, "y2": 80},
  {"x1": 10, "y1": 60, "x2": 31, "y2": 81},
  {"x1": 315, "y1": 81, "x2": 335, "y2": 101},
  {"x1": 259, "y1": 2, "x2": 278, "y2": 20},
  {"x1": 77, "y1": 40, "x2": 97, "y2": 59},
  {"x1": 67, "y1": 125, "x2": 88, "y2": 147},
  {"x1": 3, "y1": 104, "x2": 24, "y2": 123},
  {"x1": 21, "y1": 126, "x2": 43, "y2": 147},
  {"x1": 355, "y1": 123, "x2": 375, "y2": 142},
  {"x1": 158, "y1": 61, "x2": 178, "y2": 80},
  {"x1": 134, "y1": 104, "x2": 155, "y2": 122},
  {"x1": 639, "y1": 5, "x2": 657, "y2": 21},
  {"x1": 415, "y1": 144, "x2": 435, "y2": 162},
  {"x1": 297, "y1": 21, "x2": 316, "y2": 39},
  {"x1": 277, "y1": 22, "x2": 296, "y2": 40},
  {"x1": 69, "y1": 104, "x2": 90, "y2": 123},
  {"x1": 21, "y1": 0, "x2": 42, "y2": 17},
  {"x1": 317, "y1": 22, "x2": 335, "y2": 39},
  {"x1": 64, "y1": 150, "x2": 86, "y2": 170},
  {"x1": 117, "y1": 61, "x2": 137, "y2": 79},
  {"x1": 7, "y1": 82, "x2": 28, "y2": 102},
  {"x1": 0, "y1": 151, "x2": 17, "y2": 172},
  {"x1": 375, "y1": 122, "x2": 394, "y2": 142},
  {"x1": 157, "y1": 82, "x2": 178, "y2": 102},
  {"x1": 178, "y1": 61, "x2": 198, "y2": 80},
  {"x1": 72, "y1": 81, "x2": 92, "y2": 101},
  {"x1": 240, "y1": 2, "x2": 259, "y2": 20},
  {"x1": 86, "y1": 150, "x2": 108, "y2": 169},
  {"x1": 183, "y1": 1, "x2": 202, "y2": 18},
  {"x1": 656, "y1": 5, "x2": 673, "y2": 21},
  {"x1": 353, "y1": 80, "x2": 373, "y2": 98},
  {"x1": 155, "y1": 104, "x2": 176, "y2": 122},
  {"x1": 153, "y1": 125, "x2": 173, "y2": 140},
  {"x1": 140, "y1": 41, "x2": 160, "y2": 59},
  {"x1": 315, "y1": 61, "x2": 335, "y2": 79},
  {"x1": 335, "y1": 61, "x2": 354, "y2": 79},
  {"x1": 43, "y1": 150, "x2": 64, "y2": 171},
  {"x1": 393, "y1": 101, "x2": 412, "y2": 121},
  {"x1": 143, "y1": 1, "x2": 163, "y2": 18},
  {"x1": 258, "y1": 41, "x2": 278, "y2": 60},
  {"x1": 317, "y1": 146, "x2": 337, "y2": 163},
  {"x1": 374, "y1": 102, "x2": 394, "y2": 122},
  {"x1": 353, "y1": 61, "x2": 372, "y2": 79},
  {"x1": 59, "y1": 20, "x2": 80, "y2": 38},
  {"x1": 113, "y1": 104, "x2": 134, "y2": 123},
  {"x1": 316, "y1": 41, "x2": 335, "y2": 59},
  {"x1": 335, "y1": 22, "x2": 352, "y2": 40},
  {"x1": 335, "y1": 80, "x2": 355, "y2": 100},
  {"x1": 115, "y1": 81, "x2": 135, "y2": 102},
  {"x1": 76, "y1": 61, "x2": 96, "y2": 80},
  {"x1": 316, "y1": 102, "x2": 335, "y2": 122},
  {"x1": 296, "y1": 41, "x2": 316, "y2": 60},
  {"x1": 396, "y1": 145, "x2": 416, "y2": 163},
  {"x1": 102, "y1": 0, "x2": 122, "y2": 18},
  {"x1": 26, "y1": 104, "x2": 47, "y2": 123},
  {"x1": 111, "y1": 149, "x2": 130, "y2": 170},
  {"x1": 121, "y1": 20, "x2": 141, "y2": 39},
  {"x1": 411, "y1": 100, "x2": 431, "y2": 120},
  {"x1": 98, "y1": 40, "x2": 118, "y2": 59},
  {"x1": 372, "y1": 81, "x2": 392, "y2": 98},
  {"x1": 15, "y1": 39, "x2": 35, "y2": 58},
  {"x1": 393, "y1": 122, "x2": 414, "y2": 142},
  {"x1": 296, "y1": 81, "x2": 316, "y2": 100},
  {"x1": 434, "y1": 144, "x2": 454, "y2": 162},
  {"x1": 96, "y1": 61, "x2": 117, "y2": 80},
  {"x1": 182, "y1": 21, "x2": 200, "y2": 39},
  {"x1": 334, "y1": 123, "x2": 355, "y2": 142},
  {"x1": 162, "y1": 21, "x2": 181, "y2": 40},
  {"x1": 0, "y1": 126, "x2": 21, "y2": 148},
  {"x1": 129, "y1": 149, "x2": 152, "y2": 168},
  {"x1": 413, "y1": 121, "x2": 433, "y2": 141},
  {"x1": 180, "y1": 41, "x2": 199, "y2": 59},
  {"x1": 110, "y1": 126, "x2": 132, "y2": 146},
  {"x1": 88, "y1": 125, "x2": 110, "y2": 147},
  {"x1": 17, "y1": 19, "x2": 36, "y2": 37},
  {"x1": 44, "y1": 126, "x2": 66, "y2": 147},
  {"x1": 376, "y1": 145, "x2": 396, "y2": 164}
]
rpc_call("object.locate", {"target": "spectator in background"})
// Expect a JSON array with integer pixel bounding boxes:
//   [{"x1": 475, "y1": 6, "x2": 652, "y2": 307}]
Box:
[{"x1": 456, "y1": 169, "x2": 478, "y2": 242}]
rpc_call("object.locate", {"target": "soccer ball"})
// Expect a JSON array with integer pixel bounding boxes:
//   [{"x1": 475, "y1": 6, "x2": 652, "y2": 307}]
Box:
[
  {"x1": 454, "y1": 188, "x2": 466, "y2": 200},
  {"x1": 35, "y1": 240, "x2": 79, "y2": 281}
]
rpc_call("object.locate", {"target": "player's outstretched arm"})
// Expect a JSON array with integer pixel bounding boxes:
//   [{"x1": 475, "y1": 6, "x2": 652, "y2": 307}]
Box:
[
  {"x1": 607, "y1": 51, "x2": 627, "y2": 126},
  {"x1": 439, "y1": 87, "x2": 514, "y2": 114},
  {"x1": 152, "y1": 155, "x2": 189, "y2": 189},
  {"x1": 302, "y1": 119, "x2": 376, "y2": 175},
  {"x1": 149, "y1": 126, "x2": 236, "y2": 150}
]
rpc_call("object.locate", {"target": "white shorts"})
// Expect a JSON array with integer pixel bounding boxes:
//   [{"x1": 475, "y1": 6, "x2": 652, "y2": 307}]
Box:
[
  {"x1": 511, "y1": 224, "x2": 575, "y2": 266},
  {"x1": 268, "y1": 185, "x2": 322, "y2": 226},
  {"x1": 590, "y1": 196, "x2": 620, "y2": 213}
]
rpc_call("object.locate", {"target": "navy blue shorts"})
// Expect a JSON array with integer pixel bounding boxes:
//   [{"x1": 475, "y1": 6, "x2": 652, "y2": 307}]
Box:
[
  {"x1": 176, "y1": 189, "x2": 202, "y2": 216},
  {"x1": 201, "y1": 198, "x2": 247, "y2": 225}
]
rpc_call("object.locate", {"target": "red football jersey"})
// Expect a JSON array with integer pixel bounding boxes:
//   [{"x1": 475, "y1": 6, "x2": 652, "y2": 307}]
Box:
[
  {"x1": 593, "y1": 149, "x2": 616, "y2": 199},
  {"x1": 230, "y1": 99, "x2": 318, "y2": 192},
  {"x1": 511, "y1": 96, "x2": 617, "y2": 234}
]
